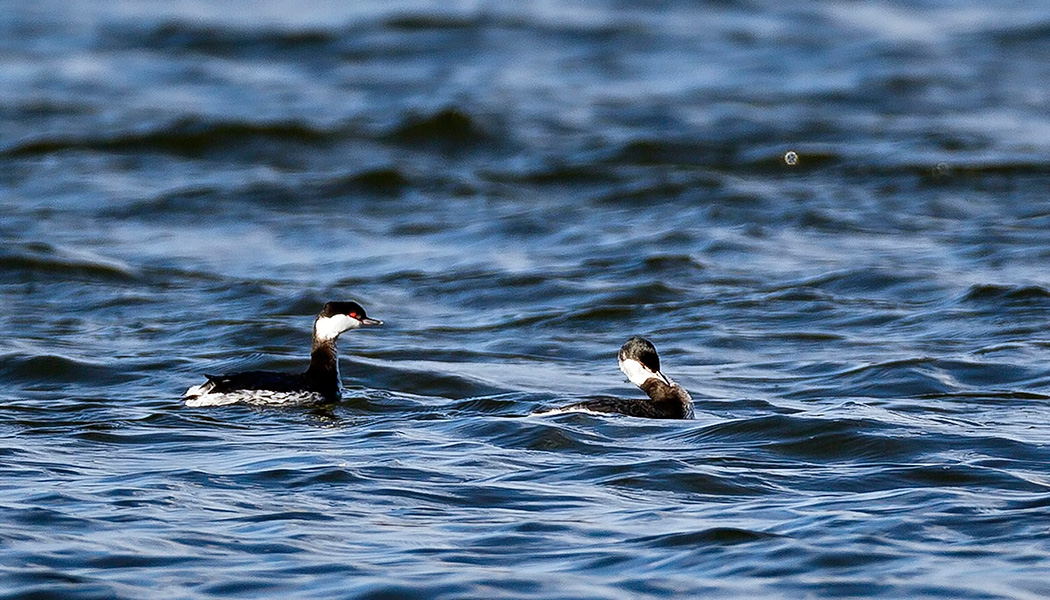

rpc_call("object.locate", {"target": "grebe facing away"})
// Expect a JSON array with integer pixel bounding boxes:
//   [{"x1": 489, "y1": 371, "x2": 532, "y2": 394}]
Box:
[
  {"x1": 547, "y1": 337, "x2": 694, "y2": 419},
  {"x1": 184, "y1": 301, "x2": 381, "y2": 407}
]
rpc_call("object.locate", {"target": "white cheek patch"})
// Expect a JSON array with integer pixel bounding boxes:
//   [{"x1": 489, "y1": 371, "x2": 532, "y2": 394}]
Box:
[
  {"x1": 613, "y1": 359, "x2": 655, "y2": 386},
  {"x1": 619, "y1": 358, "x2": 670, "y2": 387},
  {"x1": 315, "y1": 314, "x2": 358, "y2": 341}
]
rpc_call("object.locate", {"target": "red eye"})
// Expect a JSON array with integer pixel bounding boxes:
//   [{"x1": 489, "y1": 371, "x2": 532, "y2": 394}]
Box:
[{"x1": 349, "y1": 313, "x2": 358, "y2": 318}]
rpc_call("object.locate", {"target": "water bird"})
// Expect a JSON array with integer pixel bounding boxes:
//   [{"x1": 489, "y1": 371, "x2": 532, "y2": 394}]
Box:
[
  {"x1": 543, "y1": 336, "x2": 694, "y2": 419},
  {"x1": 184, "y1": 301, "x2": 381, "y2": 407}
]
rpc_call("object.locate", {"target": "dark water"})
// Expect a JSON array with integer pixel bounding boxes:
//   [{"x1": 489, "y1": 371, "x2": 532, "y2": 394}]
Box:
[{"x1": 3, "y1": 1, "x2": 1050, "y2": 598}]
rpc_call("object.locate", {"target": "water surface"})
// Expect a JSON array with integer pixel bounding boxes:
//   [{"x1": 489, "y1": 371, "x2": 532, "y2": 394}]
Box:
[{"x1": 3, "y1": 2, "x2": 1050, "y2": 598}]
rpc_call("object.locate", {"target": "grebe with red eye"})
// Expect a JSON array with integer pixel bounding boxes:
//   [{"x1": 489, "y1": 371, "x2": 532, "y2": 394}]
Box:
[
  {"x1": 539, "y1": 337, "x2": 694, "y2": 419},
  {"x1": 184, "y1": 301, "x2": 382, "y2": 407}
]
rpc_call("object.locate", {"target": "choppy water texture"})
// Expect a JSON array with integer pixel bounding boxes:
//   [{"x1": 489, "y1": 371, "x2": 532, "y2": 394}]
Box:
[{"x1": 3, "y1": 1, "x2": 1050, "y2": 598}]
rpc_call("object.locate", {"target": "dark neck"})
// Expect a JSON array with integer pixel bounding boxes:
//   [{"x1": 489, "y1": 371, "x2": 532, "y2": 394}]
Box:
[
  {"x1": 639, "y1": 378, "x2": 694, "y2": 420},
  {"x1": 640, "y1": 379, "x2": 688, "y2": 406},
  {"x1": 304, "y1": 339, "x2": 340, "y2": 399}
]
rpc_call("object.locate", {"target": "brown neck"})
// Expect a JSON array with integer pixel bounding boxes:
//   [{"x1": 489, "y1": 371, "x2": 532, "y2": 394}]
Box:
[
  {"x1": 640, "y1": 378, "x2": 686, "y2": 404},
  {"x1": 640, "y1": 378, "x2": 692, "y2": 418}
]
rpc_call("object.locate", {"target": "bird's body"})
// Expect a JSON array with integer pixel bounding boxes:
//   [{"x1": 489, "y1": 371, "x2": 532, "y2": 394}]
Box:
[
  {"x1": 543, "y1": 337, "x2": 693, "y2": 419},
  {"x1": 184, "y1": 301, "x2": 381, "y2": 407}
]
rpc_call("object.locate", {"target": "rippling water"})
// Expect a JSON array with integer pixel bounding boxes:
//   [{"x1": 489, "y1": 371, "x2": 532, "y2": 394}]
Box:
[{"x1": 3, "y1": 2, "x2": 1050, "y2": 598}]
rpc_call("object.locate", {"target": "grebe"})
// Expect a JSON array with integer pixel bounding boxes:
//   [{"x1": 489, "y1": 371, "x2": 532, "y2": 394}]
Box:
[
  {"x1": 544, "y1": 337, "x2": 693, "y2": 419},
  {"x1": 184, "y1": 301, "x2": 381, "y2": 407}
]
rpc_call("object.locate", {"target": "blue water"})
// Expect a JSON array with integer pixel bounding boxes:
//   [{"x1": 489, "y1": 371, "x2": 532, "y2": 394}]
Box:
[{"x1": 3, "y1": 2, "x2": 1050, "y2": 598}]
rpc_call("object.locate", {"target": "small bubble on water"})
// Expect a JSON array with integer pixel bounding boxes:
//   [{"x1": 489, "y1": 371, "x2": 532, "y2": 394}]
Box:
[
  {"x1": 936, "y1": 162, "x2": 948, "y2": 173},
  {"x1": 784, "y1": 151, "x2": 798, "y2": 166}
]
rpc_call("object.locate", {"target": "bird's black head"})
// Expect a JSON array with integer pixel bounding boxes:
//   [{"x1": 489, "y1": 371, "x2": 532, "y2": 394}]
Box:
[
  {"x1": 314, "y1": 301, "x2": 382, "y2": 342},
  {"x1": 319, "y1": 301, "x2": 373, "y2": 322},
  {"x1": 618, "y1": 336, "x2": 660, "y2": 373}
]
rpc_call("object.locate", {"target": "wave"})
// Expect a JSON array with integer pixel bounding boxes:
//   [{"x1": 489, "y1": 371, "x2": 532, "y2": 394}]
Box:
[
  {"x1": 987, "y1": 19, "x2": 1050, "y2": 48},
  {"x1": 629, "y1": 527, "x2": 779, "y2": 547},
  {"x1": 768, "y1": 268, "x2": 938, "y2": 301},
  {"x1": 386, "y1": 108, "x2": 499, "y2": 148},
  {"x1": 599, "y1": 132, "x2": 1050, "y2": 179},
  {"x1": 0, "y1": 352, "x2": 132, "y2": 386},
  {"x1": 96, "y1": 20, "x2": 343, "y2": 57},
  {"x1": 786, "y1": 357, "x2": 1005, "y2": 400},
  {"x1": 317, "y1": 167, "x2": 410, "y2": 197},
  {"x1": 95, "y1": 11, "x2": 645, "y2": 58},
  {"x1": 105, "y1": 165, "x2": 413, "y2": 220},
  {"x1": 958, "y1": 283, "x2": 1050, "y2": 304},
  {"x1": 0, "y1": 243, "x2": 138, "y2": 282},
  {"x1": 3, "y1": 117, "x2": 333, "y2": 159},
  {"x1": 4, "y1": 108, "x2": 500, "y2": 159}
]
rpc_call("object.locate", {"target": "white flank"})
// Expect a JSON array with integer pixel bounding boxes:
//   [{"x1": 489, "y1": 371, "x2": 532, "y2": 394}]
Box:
[
  {"x1": 314, "y1": 314, "x2": 359, "y2": 341},
  {"x1": 185, "y1": 393, "x2": 245, "y2": 408},
  {"x1": 184, "y1": 389, "x2": 327, "y2": 407},
  {"x1": 531, "y1": 405, "x2": 612, "y2": 417}
]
